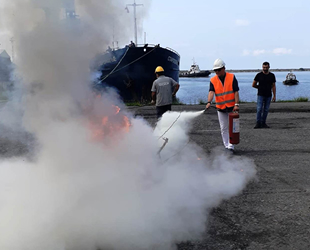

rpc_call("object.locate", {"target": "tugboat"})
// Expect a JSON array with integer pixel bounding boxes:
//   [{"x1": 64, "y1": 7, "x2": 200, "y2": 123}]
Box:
[
  {"x1": 179, "y1": 59, "x2": 211, "y2": 78},
  {"x1": 94, "y1": 1, "x2": 180, "y2": 102},
  {"x1": 283, "y1": 72, "x2": 299, "y2": 85}
]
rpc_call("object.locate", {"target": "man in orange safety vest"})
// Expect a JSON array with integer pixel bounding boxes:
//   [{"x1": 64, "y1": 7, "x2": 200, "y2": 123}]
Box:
[{"x1": 205, "y1": 59, "x2": 240, "y2": 152}]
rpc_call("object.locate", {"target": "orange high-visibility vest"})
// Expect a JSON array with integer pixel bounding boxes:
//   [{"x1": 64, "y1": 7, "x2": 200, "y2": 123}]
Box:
[{"x1": 211, "y1": 72, "x2": 235, "y2": 109}]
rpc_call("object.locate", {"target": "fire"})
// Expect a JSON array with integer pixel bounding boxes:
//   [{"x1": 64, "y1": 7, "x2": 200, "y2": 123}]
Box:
[
  {"x1": 88, "y1": 105, "x2": 131, "y2": 142},
  {"x1": 82, "y1": 93, "x2": 131, "y2": 142},
  {"x1": 113, "y1": 105, "x2": 121, "y2": 114},
  {"x1": 102, "y1": 117, "x2": 108, "y2": 126}
]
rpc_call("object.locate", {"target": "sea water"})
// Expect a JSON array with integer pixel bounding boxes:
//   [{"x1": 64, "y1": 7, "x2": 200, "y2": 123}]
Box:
[{"x1": 177, "y1": 71, "x2": 310, "y2": 104}]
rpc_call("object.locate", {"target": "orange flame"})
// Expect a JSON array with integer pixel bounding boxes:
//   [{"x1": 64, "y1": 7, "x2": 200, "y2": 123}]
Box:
[
  {"x1": 88, "y1": 106, "x2": 131, "y2": 142},
  {"x1": 113, "y1": 105, "x2": 121, "y2": 114}
]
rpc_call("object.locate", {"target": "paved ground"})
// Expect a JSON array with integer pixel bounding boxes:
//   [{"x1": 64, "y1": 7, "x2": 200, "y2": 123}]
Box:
[
  {"x1": 130, "y1": 102, "x2": 310, "y2": 250},
  {"x1": 1, "y1": 102, "x2": 309, "y2": 249}
]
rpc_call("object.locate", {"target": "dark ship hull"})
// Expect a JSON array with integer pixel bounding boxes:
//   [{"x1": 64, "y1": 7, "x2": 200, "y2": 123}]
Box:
[
  {"x1": 179, "y1": 71, "x2": 211, "y2": 78},
  {"x1": 94, "y1": 44, "x2": 180, "y2": 102},
  {"x1": 283, "y1": 79, "x2": 298, "y2": 85}
]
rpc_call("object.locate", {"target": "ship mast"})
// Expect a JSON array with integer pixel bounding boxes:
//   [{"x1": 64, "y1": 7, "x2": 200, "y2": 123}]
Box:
[
  {"x1": 126, "y1": 0, "x2": 143, "y2": 45},
  {"x1": 10, "y1": 37, "x2": 15, "y2": 62}
]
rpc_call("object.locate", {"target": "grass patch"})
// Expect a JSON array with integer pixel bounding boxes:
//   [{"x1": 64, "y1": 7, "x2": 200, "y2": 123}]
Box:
[
  {"x1": 125, "y1": 101, "x2": 142, "y2": 106},
  {"x1": 172, "y1": 97, "x2": 185, "y2": 105},
  {"x1": 198, "y1": 99, "x2": 207, "y2": 105},
  {"x1": 198, "y1": 99, "x2": 255, "y2": 105},
  {"x1": 125, "y1": 97, "x2": 185, "y2": 106},
  {"x1": 277, "y1": 97, "x2": 308, "y2": 102},
  {"x1": 239, "y1": 100, "x2": 255, "y2": 103}
]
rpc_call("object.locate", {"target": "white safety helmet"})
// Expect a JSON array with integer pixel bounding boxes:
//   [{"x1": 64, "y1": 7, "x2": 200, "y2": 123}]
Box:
[{"x1": 213, "y1": 58, "x2": 226, "y2": 70}]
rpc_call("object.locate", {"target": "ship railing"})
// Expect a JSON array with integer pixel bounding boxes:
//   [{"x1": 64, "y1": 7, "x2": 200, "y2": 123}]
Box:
[{"x1": 135, "y1": 44, "x2": 180, "y2": 57}]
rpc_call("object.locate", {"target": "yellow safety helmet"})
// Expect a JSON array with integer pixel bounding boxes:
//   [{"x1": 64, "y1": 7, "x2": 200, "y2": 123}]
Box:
[{"x1": 155, "y1": 66, "x2": 164, "y2": 73}]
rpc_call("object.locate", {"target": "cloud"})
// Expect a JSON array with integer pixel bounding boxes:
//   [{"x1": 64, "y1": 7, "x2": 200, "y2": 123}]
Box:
[
  {"x1": 272, "y1": 48, "x2": 292, "y2": 55},
  {"x1": 253, "y1": 49, "x2": 266, "y2": 56},
  {"x1": 242, "y1": 49, "x2": 250, "y2": 56},
  {"x1": 242, "y1": 48, "x2": 292, "y2": 56},
  {"x1": 235, "y1": 19, "x2": 250, "y2": 26}
]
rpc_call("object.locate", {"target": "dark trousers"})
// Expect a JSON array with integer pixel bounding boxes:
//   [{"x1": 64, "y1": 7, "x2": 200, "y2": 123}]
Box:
[
  {"x1": 256, "y1": 95, "x2": 272, "y2": 124},
  {"x1": 156, "y1": 104, "x2": 171, "y2": 119}
]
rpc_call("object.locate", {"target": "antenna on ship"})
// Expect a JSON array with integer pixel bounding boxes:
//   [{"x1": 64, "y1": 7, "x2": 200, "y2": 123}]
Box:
[
  {"x1": 126, "y1": 0, "x2": 143, "y2": 45},
  {"x1": 10, "y1": 37, "x2": 15, "y2": 62}
]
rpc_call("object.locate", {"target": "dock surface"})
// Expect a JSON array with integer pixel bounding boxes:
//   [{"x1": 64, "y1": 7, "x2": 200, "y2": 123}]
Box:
[
  {"x1": 1, "y1": 102, "x2": 309, "y2": 249},
  {"x1": 130, "y1": 102, "x2": 310, "y2": 249}
]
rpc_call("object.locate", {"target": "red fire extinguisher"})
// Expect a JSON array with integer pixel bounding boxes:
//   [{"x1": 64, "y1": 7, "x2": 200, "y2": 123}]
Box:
[{"x1": 229, "y1": 112, "x2": 240, "y2": 144}]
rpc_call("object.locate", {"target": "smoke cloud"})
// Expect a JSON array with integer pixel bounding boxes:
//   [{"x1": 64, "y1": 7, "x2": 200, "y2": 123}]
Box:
[{"x1": 0, "y1": 1, "x2": 256, "y2": 250}]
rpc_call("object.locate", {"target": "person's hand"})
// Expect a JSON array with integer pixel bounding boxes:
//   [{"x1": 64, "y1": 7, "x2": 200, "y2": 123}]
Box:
[
  {"x1": 151, "y1": 100, "x2": 155, "y2": 105},
  {"x1": 233, "y1": 105, "x2": 239, "y2": 112},
  {"x1": 272, "y1": 96, "x2": 276, "y2": 102},
  {"x1": 205, "y1": 102, "x2": 211, "y2": 110}
]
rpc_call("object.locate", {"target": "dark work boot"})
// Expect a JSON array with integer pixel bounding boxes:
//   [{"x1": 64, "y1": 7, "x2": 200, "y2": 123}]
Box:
[
  {"x1": 254, "y1": 122, "x2": 261, "y2": 129},
  {"x1": 262, "y1": 123, "x2": 270, "y2": 128}
]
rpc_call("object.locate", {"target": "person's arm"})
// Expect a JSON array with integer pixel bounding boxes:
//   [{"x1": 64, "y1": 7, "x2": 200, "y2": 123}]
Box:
[
  {"x1": 252, "y1": 80, "x2": 258, "y2": 89},
  {"x1": 272, "y1": 82, "x2": 276, "y2": 102},
  {"x1": 205, "y1": 91, "x2": 215, "y2": 109},
  {"x1": 206, "y1": 81, "x2": 215, "y2": 109},
  {"x1": 151, "y1": 82, "x2": 156, "y2": 104},
  {"x1": 233, "y1": 91, "x2": 240, "y2": 112},
  {"x1": 172, "y1": 83, "x2": 180, "y2": 96},
  {"x1": 151, "y1": 92, "x2": 156, "y2": 104},
  {"x1": 252, "y1": 73, "x2": 260, "y2": 89}
]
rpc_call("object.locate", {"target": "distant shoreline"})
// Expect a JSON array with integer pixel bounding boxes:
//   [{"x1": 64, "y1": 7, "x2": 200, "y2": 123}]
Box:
[{"x1": 180, "y1": 68, "x2": 310, "y2": 73}]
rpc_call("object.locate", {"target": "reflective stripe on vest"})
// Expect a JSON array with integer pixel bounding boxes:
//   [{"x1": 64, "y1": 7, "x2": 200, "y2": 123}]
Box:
[{"x1": 211, "y1": 72, "x2": 235, "y2": 109}]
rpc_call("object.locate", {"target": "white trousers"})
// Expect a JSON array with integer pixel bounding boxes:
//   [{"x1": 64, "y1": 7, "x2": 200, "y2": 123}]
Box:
[{"x1": 217, "y1": 111, "x2": 234, "y2": 150}]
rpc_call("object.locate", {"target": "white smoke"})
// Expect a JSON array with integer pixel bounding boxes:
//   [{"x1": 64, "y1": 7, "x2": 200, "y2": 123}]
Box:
[{"x1": 0, "y1": 1, "x2": 256, "y2": 250}]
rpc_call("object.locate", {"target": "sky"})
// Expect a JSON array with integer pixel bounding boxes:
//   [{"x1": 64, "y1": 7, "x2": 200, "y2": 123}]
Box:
[
  {"x1": 142, "y1": 0, "x2": 310, "y2": 70},
  {"x1": 1, "y1": 0, "x2": 310, "y2": 70}
]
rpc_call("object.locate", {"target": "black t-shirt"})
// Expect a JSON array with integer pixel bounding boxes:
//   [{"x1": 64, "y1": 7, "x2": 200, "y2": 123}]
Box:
[{"x1": 254, "y1": 72, "x2": 276, "y2": 97}]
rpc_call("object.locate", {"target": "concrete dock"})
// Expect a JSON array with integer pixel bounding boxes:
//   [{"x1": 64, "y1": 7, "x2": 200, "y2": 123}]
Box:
[
  {"x1": 130, "y1": 102, "x2": 310, "y2": 249},
  {"x1": 0, "y1": 102, "x2": 309, "y2": 249}
]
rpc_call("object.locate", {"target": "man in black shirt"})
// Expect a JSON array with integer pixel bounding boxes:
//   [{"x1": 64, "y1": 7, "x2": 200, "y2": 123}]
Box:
[{"x1": 252, "y1": 62, "x2": 276, "y2": 128}]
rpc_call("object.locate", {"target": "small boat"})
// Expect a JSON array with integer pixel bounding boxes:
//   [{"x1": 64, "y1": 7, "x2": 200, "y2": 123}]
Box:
[
  {"x1": 179, "y1": 60, "x2": 211, "y2": 78},
  {"x1": 283, "y1": 72, "x2": 299, "y2": 85}
]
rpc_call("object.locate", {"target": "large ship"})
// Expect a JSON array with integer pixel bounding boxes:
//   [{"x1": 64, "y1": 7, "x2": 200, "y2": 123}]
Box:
[{"x1": 94, "y1": 1, "x2": 180, "y2": 102}]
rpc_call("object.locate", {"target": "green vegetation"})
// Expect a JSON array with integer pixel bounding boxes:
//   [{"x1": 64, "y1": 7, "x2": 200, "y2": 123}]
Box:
[
  {"x1": 198, "y1": 99, "x2": 255, "y2": 105},
  {"x1": 277, "y1": 97, "x2": 309, "y2": 102},
  {"x1": 125, "y1": 96, "x2": 308, "y2": 106},
  {"x1": 125, "y1": 97, "x2": 185, "y2": 106},
  {"x1": 172, "y1": 97, "x2": 185, "y2": 105},
  {"x1": 239, "y1": 99, "x2": 255, "y2": 103},
  {"x1": 198, "y1": 99, "x2": 207, "y2": 105},
  {"x1": 125, "y1": 101, "x2": 143, "y2": 106}
]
